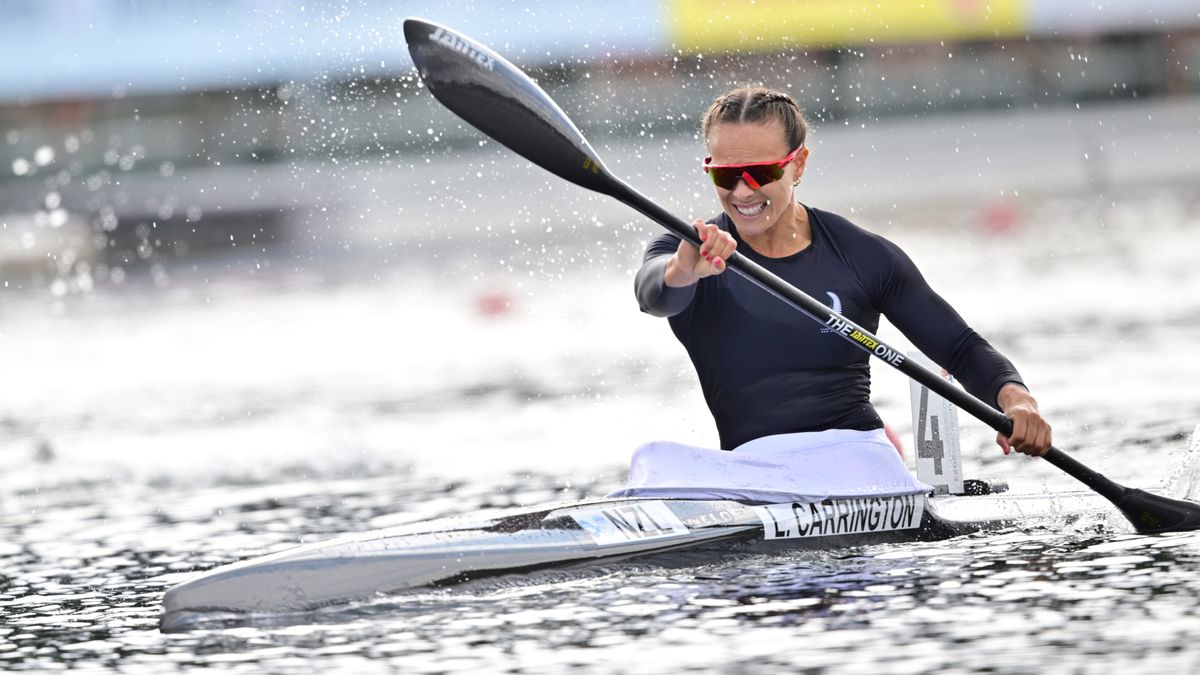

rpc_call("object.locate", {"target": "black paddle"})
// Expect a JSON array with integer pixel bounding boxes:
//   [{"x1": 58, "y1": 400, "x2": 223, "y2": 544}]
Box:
[{"x1": 403, "y1": 17, "x2": 1200, "y2": 535}]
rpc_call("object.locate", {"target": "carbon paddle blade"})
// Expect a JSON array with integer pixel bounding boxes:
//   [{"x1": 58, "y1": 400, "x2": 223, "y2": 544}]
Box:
[
  {"x1": 403, "y1": 17, "x2": 616, "y2": 196},
  {"x1": 1117, "y1": 488, "x2": 1200, "y2": 534}
]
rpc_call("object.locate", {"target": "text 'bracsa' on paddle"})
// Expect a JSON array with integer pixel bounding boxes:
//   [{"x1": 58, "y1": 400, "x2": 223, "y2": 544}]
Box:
[{"x1": 403, "y1": 16, "x2": 1200, "y2": 535}]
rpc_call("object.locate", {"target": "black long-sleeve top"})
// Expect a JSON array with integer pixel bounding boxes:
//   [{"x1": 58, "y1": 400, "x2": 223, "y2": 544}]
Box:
[{"x1": 636, "y1": 205, "x2": 1023, "y2": 450}]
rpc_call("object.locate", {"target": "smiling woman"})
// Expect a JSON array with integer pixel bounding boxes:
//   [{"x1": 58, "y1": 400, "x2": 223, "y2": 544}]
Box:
[
  {"x1": 697, "y1": 89, "x2": 811, "y2": 256},
  {"x1": 634, "y1": 86, "x2": 1052, "y2": 457}
]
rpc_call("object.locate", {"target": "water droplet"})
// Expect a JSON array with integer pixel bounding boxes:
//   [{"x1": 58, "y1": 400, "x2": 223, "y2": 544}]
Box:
[
  {"x1": 34, "y1": 145, "x2": 55, "y2": 166},
  {"x1": 48, "y1": 209, "x2": 69, "y2": 228}
]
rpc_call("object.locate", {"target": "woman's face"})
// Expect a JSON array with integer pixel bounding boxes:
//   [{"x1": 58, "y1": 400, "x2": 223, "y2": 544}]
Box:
[{"x1": 705, "y1": 120, "x2": 808, "y2": 238}]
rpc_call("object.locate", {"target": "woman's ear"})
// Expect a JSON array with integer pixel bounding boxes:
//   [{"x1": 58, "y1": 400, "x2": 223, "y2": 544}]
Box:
[{"x1": 792, "y1": 146, "x2": 810, "y2": 184}]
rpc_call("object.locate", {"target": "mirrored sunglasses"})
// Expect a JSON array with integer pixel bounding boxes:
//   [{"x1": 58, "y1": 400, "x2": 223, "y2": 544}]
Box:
[{"x1": 702, "y1": 145, "x2": 803, "y2": 190}]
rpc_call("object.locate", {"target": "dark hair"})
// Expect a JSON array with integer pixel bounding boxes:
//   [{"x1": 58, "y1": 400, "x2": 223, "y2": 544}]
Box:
[{"x1": 701, "y1": 87, "x2": 809, "y2": 150}]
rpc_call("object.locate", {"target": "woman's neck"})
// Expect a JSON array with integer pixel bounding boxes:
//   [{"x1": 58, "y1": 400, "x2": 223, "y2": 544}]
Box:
[{"x1": 740, "y1": 202, "x2": 811, "y2": 258}]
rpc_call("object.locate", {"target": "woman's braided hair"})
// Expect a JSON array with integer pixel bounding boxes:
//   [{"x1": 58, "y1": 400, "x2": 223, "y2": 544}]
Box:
[{"x1": 701, "y1": 87, "x2": 809, "y2": 150}]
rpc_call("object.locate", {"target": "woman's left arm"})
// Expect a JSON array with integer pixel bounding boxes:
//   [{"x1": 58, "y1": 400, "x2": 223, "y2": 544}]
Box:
[{"x1": 876, "y1": 240, "x2": 1051, "y2": 456}]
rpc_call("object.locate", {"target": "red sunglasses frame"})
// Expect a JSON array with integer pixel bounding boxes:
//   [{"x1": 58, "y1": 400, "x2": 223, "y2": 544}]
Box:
[{"x1": 702, "y1": 145, "x2": 804, "y2": 190}]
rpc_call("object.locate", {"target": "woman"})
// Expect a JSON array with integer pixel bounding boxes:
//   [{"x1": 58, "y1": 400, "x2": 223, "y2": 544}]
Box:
[{"x1": 635, "y1": 87, "x2": 1051, "y2": 457}]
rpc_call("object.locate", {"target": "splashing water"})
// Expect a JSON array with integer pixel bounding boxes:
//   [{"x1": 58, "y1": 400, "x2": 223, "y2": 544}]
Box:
[{"x1": 1163, "y1": 424, "x2": 1200, "y2": 501}]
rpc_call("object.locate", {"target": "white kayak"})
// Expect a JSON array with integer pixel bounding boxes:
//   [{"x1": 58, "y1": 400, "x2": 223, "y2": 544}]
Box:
[
  {"x1": 160, "y1": 362, "x2": 1153, "y2": 631},
  {"x1": 159, "y1": 485, "x2": 1116, "y2": 632}
]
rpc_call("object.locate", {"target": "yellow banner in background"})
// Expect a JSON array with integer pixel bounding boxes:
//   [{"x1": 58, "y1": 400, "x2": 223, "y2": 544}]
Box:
[{"x1": 668, "y1": 0, "x2": 1030, "y2": 52}]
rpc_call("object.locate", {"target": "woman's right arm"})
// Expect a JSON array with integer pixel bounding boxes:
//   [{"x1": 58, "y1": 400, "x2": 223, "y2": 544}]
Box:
[
  {"x1": 635, "y1": 220, "x2": 735, "y2": 317},
  {"x1": 636, "y1": 234, "x2": 695, "y2": 317}
]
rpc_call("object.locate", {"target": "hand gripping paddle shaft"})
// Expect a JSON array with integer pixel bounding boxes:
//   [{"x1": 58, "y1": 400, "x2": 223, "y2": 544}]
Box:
[{"x1": 403, "y1": 17, "x2": 1200, "y2": 534}]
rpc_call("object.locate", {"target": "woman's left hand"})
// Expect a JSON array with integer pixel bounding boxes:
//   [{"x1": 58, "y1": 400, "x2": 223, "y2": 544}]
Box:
[{"x1": 995, "y1": 383, "x2": 1052, "y2": 457}]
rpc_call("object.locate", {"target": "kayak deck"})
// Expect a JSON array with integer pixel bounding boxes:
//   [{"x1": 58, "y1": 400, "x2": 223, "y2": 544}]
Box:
[{"x1": 159, "y1": 488, "x2": 1120, "y2": 631}]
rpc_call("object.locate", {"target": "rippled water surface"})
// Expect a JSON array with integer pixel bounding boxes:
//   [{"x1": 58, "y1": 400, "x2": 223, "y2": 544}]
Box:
[{"x1": 3, "y1": 186, "x2": 1200, "y2": 673}]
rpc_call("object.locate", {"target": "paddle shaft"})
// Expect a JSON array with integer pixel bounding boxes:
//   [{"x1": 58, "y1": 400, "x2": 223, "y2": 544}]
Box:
[{"x1": 613, "y1": 182, "x2": 1129, "y2": 504}]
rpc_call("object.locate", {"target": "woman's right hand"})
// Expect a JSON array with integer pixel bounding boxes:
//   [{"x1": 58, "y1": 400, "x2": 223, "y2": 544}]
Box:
[{"x1": 664, "y1": 220, "x2": 738, "y2": 287}]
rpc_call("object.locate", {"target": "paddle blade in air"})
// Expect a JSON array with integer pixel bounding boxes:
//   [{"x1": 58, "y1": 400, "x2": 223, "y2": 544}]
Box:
[{"x1": 403, "y1": 17, "x2": 615, "y2": 195}]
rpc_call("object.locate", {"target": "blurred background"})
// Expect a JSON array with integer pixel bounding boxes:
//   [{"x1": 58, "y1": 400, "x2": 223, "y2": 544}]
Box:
[
  {"x1": 3, "y1": 1, "x2": 1200, "y2": 670},
  {"x1": 2, "y1": 0, "x2": 1199, "y2": 490},
  {"x1": 4, "y1": 0, "x2": 1198, "y2": 284}
]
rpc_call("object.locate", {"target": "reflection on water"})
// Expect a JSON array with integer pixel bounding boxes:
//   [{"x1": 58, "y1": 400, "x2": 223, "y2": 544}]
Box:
[{"x1": 2, "y1": 187, "x2": 1200, "y2": 672}]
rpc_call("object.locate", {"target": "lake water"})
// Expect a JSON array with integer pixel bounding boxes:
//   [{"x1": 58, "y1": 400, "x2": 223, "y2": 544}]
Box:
[{"x1": 2, "y1": 176, "x2": 1200, "y2": 672}]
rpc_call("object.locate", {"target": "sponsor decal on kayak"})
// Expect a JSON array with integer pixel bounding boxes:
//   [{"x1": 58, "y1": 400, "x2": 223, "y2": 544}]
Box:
[
  {"x1": 682, "y1": 506, "x2": 746, "y2": 529},
  {"x1": 754, "y1": 494, "x2": 925, "y2": 539},
  {"x1": 571, "y1": 501, "x2": 690, "y2": 546}
]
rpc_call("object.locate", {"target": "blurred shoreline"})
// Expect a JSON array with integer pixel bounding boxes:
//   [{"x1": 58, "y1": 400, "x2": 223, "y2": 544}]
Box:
[{"x1": 3, "y1": 94, "x2": 1198, "y2": 298}]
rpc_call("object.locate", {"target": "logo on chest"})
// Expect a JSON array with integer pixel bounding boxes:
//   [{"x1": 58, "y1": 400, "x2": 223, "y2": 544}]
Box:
[{"x1": 818, "y1": 291, "x2": 843, "y2": 332}]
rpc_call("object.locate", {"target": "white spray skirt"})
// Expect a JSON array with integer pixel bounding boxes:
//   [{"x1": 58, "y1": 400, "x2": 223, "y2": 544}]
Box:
[{"x1": 609, "y1": 429, "x2": 932, "y2": 504}]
